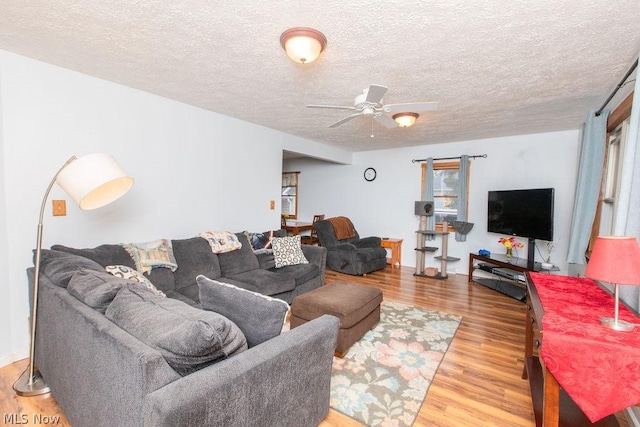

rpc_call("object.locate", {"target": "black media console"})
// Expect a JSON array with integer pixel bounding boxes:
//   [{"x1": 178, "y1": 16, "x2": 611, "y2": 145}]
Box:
[{"x1": 468, "y1": 252, "x2": 558, "y2": 302}]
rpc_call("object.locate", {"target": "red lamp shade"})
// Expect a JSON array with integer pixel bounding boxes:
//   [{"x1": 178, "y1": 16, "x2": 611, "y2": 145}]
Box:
[{"x1": 585, "y1": 236, "x2": 640, "y2": 285}]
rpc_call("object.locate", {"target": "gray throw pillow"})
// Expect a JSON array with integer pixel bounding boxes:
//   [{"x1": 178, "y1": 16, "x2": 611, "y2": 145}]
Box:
[
  {"x1": 51, "y1": 243, "x2": 136, "y2": 269},
  {"x1": 38, "y1": 249, "x2": 104, "y2": 288},
  {"x1": 197, "y1": 275, "x2": 290, "y2": 348},
  {"x1": 106, "y1": 286, "x2": 247, "y2": 376},
  {"x1": 67, "y1": 268, "x2": 130, "y2": 313}
]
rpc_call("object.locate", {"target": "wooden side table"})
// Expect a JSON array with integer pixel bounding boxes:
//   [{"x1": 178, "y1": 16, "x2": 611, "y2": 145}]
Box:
[{"x1": 381, "y1": 238, "x2": 403, "y2": 269}]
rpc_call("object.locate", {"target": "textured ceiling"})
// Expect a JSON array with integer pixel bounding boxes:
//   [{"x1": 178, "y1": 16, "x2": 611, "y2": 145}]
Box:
[{"x1": 1, "y1": 1, "x2": 639, "y2": 152}]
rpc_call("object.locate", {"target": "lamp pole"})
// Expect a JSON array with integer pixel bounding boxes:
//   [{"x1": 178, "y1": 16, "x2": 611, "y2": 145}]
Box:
[{"x1": 14, "y1": 156, "x2": 77, "y2": 396}]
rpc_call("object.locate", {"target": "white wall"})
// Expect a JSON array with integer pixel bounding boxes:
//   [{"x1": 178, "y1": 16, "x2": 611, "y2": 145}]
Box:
[
  {"x1": 0, "y1": 63, "x2": 12, "y2": 366},
  {"x1": 0, "y1": 50, "x2": 351, "y2": 366},
  {"x1": 285, "y1": 130, "x2": 580, "y2": 275}
]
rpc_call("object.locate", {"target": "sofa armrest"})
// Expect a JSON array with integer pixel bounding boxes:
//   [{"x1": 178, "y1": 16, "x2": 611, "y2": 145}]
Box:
[
  {"x1": 301, "y1": 244, "x2": 326, "y2": 267},
  {"x1": 143, "y1": 315, "x2": 339, "y2": 427},
  {"x1": 353, "y1": 236, "x2": 382, "y2": 248},
  {"x1": 301, "y1": 245, "x2": 327, "y2": 283}
]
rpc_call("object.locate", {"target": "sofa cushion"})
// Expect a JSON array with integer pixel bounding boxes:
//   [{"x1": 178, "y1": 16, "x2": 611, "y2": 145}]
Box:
[
  {"x1": 105, "y1": 265, "x2": 166, "y2": 297},
  {"x1": 145, "y1": 267, "x2": 176, "y2": 293},
  {"x1": 171, "y1": 237, "x2": 222, "y2": 299},
  {"x1": 271, "y1": 235, "x2": 309, "y2": 268},
  {"x1": 105, "y1": 286, "x2": 247, "y2": 376},
  {"x1": 269, "y1": 263, "x2": 320, "y2": 286},
  {"x1": 256, "y1": 252, "x2": 276, "y2": 270},
  {"x1": 39, "y1": 249, "x2": 104, "y2": 288},
  {"x1": 51, "y1": 244, "x2": 135, "y2": 269},
  {"x1": 67, "y1": 268, "x2": 131, "y2": 312},
  {"x1": 164, "y1": 290, "x2": 200, "y2": 307},
  {"x1": 197, "y1": 275, "x2": 290, "y2": 348},
  {"x1": 223, "y1": 269, "x2": 296, "y2": 296},
  {"x1": 120, "y1": 239, "x2": 178, "y2": 274},
  {"x1": 217, "y1": 233, "x2": 260, "y2": 276}
]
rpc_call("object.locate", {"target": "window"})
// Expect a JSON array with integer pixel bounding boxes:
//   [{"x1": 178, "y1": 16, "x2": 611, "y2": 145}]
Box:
[
  {"x1": 421, "y1": 161, "x2": 468, "y2": 230},
  {"x1": 597, "y1": 119, "x2": 629, "y2": 236},
  {"x1": 281, "y1": 172, "x2": 299, "y2": 219},
  {"x1": 604, "y1": 125, "x2": 624, "y2": 202},
  {"x1": 590, "y1": 91, "x2": 633, "y2": 248}
]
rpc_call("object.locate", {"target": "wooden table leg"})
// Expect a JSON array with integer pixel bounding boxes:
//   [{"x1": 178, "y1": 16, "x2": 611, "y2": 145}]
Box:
[
  {"x1": 542, "y1": 367, "x2": 560, "y2": 427},
  {"x1": 523, "y1": 309, "x2": 533, "y2": 380}
]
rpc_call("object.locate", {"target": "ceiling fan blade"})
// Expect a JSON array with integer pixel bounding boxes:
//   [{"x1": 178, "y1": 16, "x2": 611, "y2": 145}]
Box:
[
  {"x1": 375, "y1": 114, "x2": 398, "y2": 129},
  {"x1": 306, "y1": 104, "x2": 357, "y2": 110},
  {"x1": 383, "y1": 102, "x2": 438, "y2": 113},
  {"x1": 365, "y1": 85, "x2": 388, "y2": 105},
  {"x1": 328, "y1": 113, "x2": 362, "y2": 128}
]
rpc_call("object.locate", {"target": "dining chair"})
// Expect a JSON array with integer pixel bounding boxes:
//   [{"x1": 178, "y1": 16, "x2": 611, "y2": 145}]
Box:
[
  {"x1": 301, "y1": 214, "x2": 325, "y2": 245},
  {"x1": 281, "y1": 214, "x2": 293, "y2": 235}
]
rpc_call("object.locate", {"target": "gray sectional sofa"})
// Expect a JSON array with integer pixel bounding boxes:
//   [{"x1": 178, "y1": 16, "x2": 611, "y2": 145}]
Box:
[{"x1": 31, "y1": 232, "x2": 339, "y2": 427}]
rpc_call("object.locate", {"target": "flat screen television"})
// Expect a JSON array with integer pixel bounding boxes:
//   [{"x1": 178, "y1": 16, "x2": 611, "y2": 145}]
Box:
[
  {"x1": 488, "y1": 188, "x2": 554, "y2": 242},
  {"x1": 488, "y1": 188, "x2": 554, "y2": 270}
]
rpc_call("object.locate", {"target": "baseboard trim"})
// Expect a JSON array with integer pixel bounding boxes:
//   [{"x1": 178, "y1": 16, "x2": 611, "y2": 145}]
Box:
[{"x1": 0, "y1": 347, "x2": 28, "y2": 369}]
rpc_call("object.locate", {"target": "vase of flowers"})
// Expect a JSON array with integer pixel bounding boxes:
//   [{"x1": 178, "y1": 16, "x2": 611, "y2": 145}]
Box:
[{"x1": 499, "y1": 237, "x2": 524, "y2": 259}]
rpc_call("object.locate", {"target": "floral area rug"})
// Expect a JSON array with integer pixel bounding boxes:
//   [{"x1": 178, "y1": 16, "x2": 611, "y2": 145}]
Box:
[{"x1": 330, "y1": 301, "x2": 462, "y2": 426}]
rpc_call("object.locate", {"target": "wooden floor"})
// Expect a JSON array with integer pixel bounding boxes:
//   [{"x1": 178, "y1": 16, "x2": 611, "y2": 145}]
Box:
[{"x1": 0, "y1": 266, "x2": 630, "y2": 427}]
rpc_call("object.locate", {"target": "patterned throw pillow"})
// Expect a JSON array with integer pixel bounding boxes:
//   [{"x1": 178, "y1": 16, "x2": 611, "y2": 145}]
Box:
[
  {"x1": 271, "y1": 235, "x2": 309, "y2": 268},
  {"x1": 197, "y1": 231, "x2": 243, "y2": 254},
  {"x1": 120, "y1": 239, "x2": 178, "y2": 274},
  {"x1": 244, "y1": 230, "x2": 274, "y2": 254},
  {"x1": 105, "y1": 265, "x2": 166, "y2": 297}
]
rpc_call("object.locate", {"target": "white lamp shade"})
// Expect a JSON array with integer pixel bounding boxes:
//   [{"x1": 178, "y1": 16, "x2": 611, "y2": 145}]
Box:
[{"x1": 56, "y1": 153, "x2": 134, "y2": 210}]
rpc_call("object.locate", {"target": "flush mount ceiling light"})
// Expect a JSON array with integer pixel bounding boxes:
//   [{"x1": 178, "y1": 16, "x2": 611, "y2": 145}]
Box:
[
  {"x1": 280, "y1": 27, "x2": 327, "y2": 64},
  {"x1": 393, "y1": 112, "x2": 419, "y2": 128}
]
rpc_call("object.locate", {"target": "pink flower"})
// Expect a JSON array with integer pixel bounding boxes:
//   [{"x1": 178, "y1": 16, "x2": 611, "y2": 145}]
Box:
[{"x1": 377, "y1": 340, "x2": 443, "y2": 380}]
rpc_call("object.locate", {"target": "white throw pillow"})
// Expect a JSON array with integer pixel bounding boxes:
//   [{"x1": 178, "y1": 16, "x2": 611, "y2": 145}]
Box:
[{"x1": 271, "y1": 235, "x2": 309, "y2": 268}]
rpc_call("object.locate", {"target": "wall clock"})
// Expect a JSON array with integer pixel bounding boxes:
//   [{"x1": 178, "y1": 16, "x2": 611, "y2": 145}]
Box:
[{"x1": 364, "y1": 167, "x2": 377, "y2": 181}]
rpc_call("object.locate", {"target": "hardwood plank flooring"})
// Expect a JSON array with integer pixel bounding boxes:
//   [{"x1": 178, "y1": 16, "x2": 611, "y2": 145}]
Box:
[
  {"x1": 0, "y1": 267, "x2": 630, "y2": 426},
  {"x1": 319, "y1": 267, "x2": 630, "y2": 427}
]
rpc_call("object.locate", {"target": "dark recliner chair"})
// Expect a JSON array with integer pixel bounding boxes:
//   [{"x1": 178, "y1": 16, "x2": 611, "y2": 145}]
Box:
[{"x1": 315, "y1": 217, "x2": 387, "y2": 275}]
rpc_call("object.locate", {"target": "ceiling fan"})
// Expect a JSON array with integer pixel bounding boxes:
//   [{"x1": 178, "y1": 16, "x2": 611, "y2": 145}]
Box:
[{"x1": 307, "y1": 84, "x2": 438, "y2": 129}]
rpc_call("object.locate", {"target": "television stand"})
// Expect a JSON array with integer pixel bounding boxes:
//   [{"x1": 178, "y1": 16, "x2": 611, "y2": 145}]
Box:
[{"x1": 468, "y1": 252, "x2": 558, "y2": 301}]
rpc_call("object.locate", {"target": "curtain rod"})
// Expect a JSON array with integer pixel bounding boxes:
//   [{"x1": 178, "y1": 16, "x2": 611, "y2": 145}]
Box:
[
  {"x1": 595, "y1": 58, "x2": 638, "y2": 117},
  {"x1": 411, "y1": 154, "x2": 487, "y2": 163}
]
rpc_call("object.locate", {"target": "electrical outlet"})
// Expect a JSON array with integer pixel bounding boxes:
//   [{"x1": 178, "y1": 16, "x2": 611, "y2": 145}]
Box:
[
  {"x1": 52, "y1": 200, "x2": 66, "y2": 216},
  {"x1": 270, "y1": 200, "x2": 275, "y2": 210}
]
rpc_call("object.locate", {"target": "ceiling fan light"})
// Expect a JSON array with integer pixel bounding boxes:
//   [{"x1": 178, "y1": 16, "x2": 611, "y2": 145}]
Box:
[
  {"x1": 280, "y1": 27, "x2": 327, "y2": 64},
  {"x1": 393, "y1": 112, "x2": 419, "y2": 128}
]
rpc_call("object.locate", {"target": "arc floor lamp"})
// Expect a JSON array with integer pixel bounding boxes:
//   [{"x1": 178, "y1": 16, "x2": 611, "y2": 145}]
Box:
[{"x1": 13, "y1": 153, "x2": 134, "y2": 396}]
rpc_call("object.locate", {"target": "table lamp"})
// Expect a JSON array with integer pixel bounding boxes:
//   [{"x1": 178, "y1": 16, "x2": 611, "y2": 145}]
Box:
[
  {"x1": 13, "y1": 153, "x2": 133, "y2": 396},
  {"x1": 585, "y1": 236, "x2": 640, "y2": 332}
]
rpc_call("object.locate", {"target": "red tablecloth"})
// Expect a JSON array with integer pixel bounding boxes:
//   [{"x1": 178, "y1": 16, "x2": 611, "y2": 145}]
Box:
[{"x1": 531, "y1": 272, "x2": 640, "y2": 422}]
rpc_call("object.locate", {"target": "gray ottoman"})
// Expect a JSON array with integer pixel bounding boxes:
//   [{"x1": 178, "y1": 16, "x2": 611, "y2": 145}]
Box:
[{"x1": 290, "y1": 281, "x2": 383, "y2": 357}]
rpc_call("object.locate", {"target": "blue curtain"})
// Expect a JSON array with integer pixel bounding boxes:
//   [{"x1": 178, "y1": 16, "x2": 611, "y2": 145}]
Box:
[
  {"x1": 456, "y1": 155, "x2": 470, "y2": 241},
  {"x1": 567, "y1": 110, "x2": 609, "y2": 264},
  {"x1": 422, "y1": 158, "x2": 435, "y2": 240}
]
